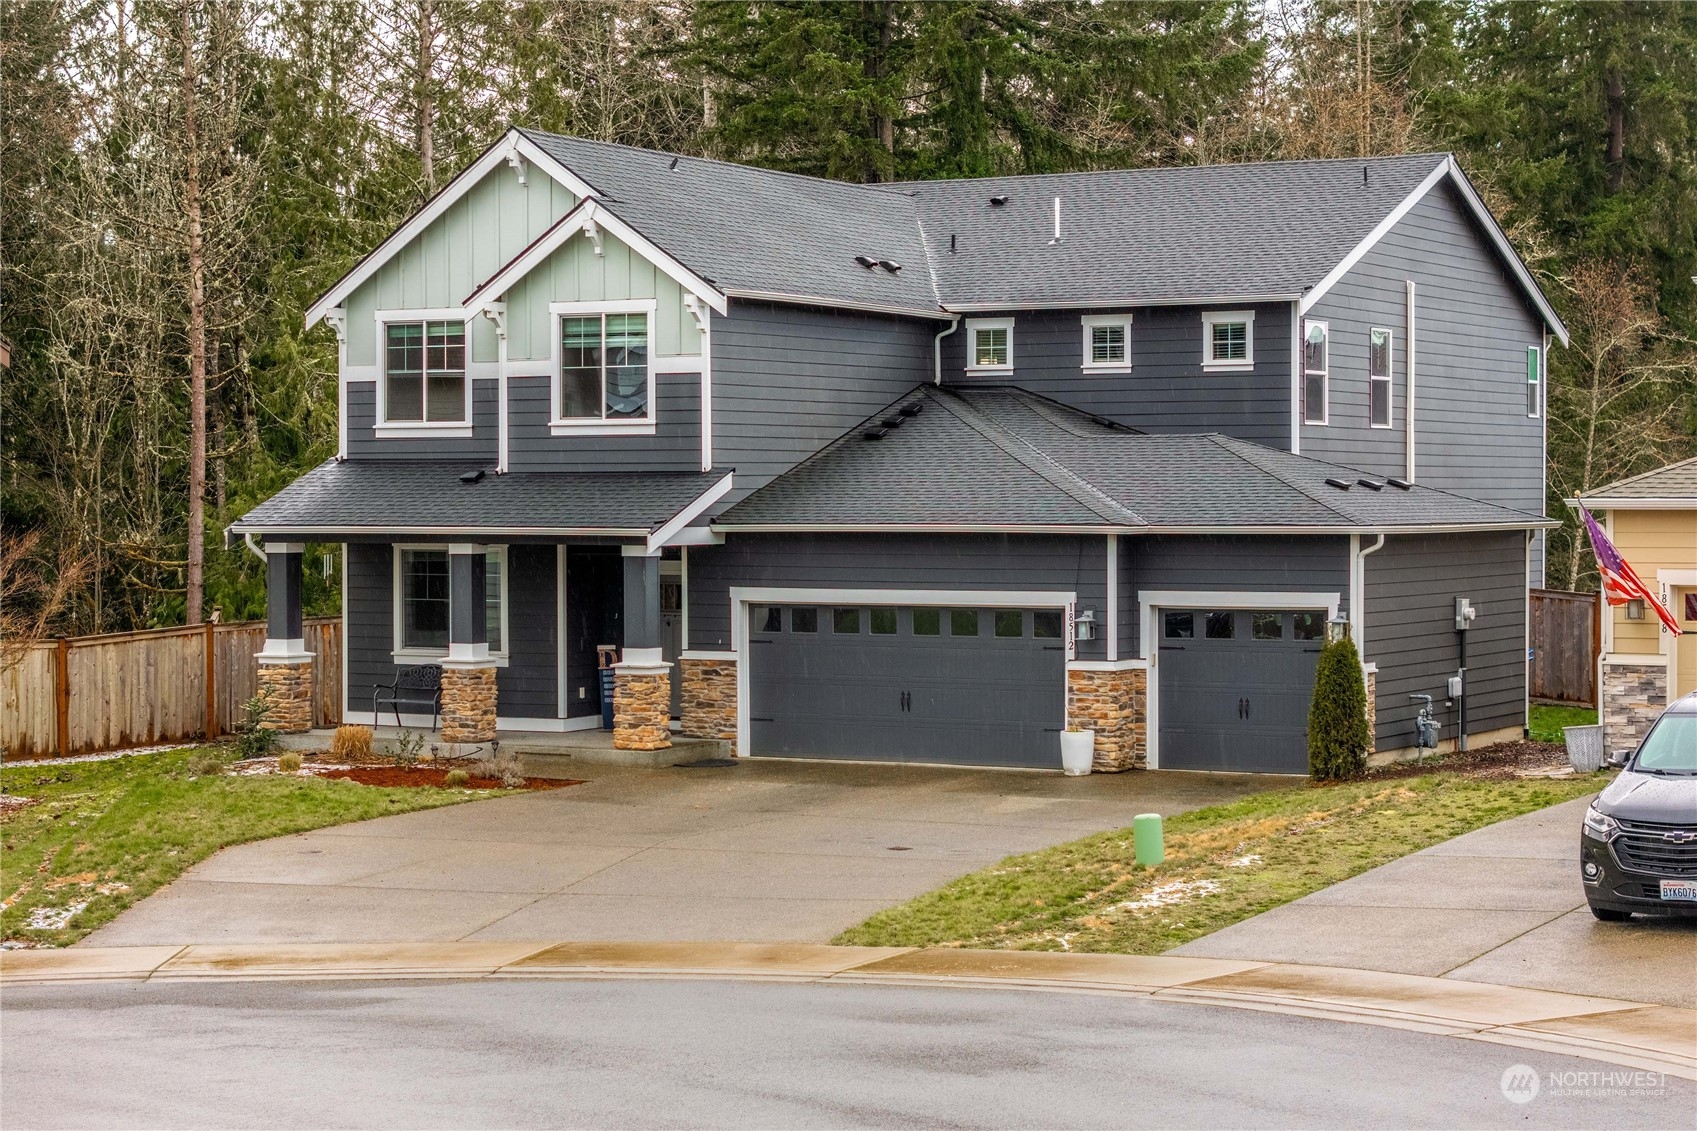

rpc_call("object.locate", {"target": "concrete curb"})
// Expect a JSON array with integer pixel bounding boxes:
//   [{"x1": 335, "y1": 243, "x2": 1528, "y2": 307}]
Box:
[{"x1": 5, "y1": 942, "x2": 1692, "y2": 1080}]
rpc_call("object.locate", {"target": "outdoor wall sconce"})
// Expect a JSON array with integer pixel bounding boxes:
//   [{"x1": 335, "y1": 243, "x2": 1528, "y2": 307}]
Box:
[
  {"x1": 1625, "y1": 599, "x2": 1645, "y2": 620},
  {"x1": 1075, "y1": 607, "x2": 1097, "y2": 641},
  {"x1": 1326, "y1": 615, "x2": 1350, "y2": 644}
]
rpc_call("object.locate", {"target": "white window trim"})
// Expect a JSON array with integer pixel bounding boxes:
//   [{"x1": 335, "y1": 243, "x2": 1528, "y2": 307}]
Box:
[
  {"x1": 1080, "y1": 314, "x2": 1133, "y2": 373},
  {"x1": 549, "y1": 298, "x2": 659, "y2": 436},
  {"x1": 1302, "y1": 318, "x2": 1329, "y2": 426},
  {"x1": 964, "y1": 317, "x2": 1015, "y2": 374},
  {"x1": 1368, "y1": 326, "x2": 1394, "y2": 429},
  {"x1": 1527, "y1": 345, "x2": 1542, "y2": 419},
  {"x1": 374, "y1": 308, "x2": 473, "y2": 437},
  {"x1": 391, "y1": 544, "x2": 510, "y2": 666},
  {"x1": 1201, "y1": 310, "x2": 1254, "y2": 371}
]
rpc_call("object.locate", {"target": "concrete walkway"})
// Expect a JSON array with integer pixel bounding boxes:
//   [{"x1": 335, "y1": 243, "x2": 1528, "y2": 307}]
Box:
[
  {"x1": 83, "y1": 758, "x2": 1272, "y2": 948},
  {"x1": 1173, "y1": 796, "x2": 1697, "y2": 1009}
]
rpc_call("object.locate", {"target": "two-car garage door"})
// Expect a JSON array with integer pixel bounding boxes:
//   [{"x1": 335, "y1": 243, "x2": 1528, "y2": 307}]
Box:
[{"x1": 747, "y1": 603, "x2": 1066, "y2": 768}]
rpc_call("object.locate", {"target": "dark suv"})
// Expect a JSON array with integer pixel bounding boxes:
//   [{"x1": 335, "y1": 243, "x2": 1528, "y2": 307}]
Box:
[{"x1": 1581, "y1": 691, "x2": 1697, "y2": 920}]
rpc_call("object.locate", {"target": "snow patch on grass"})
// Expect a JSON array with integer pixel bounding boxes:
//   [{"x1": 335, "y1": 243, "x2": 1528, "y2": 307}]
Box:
[
  {"x1": 28, "y1": 902, "x2": 87, "y2": 930},
  {"x1": 1109, "y1": 879, "x2": 1220, "y2": 912}
]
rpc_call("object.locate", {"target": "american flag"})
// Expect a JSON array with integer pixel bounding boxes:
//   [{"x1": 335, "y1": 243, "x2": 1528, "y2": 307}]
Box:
[{"x1": 1581, "y1": 507, "x2": 1682, "y2": 634}]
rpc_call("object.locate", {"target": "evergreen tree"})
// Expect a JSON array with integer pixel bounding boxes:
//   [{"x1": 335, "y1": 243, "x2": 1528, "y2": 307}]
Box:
[{"x1": 1308, "y1": 635, "x2": 1370, "y2": 781}]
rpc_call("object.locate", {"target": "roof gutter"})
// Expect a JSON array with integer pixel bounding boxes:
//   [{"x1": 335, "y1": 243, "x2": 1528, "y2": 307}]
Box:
[
  {"x1": 1564, "y1": 497, "x2": 1696, "y2": 511},
  {"x1": 711, "y1": 520, "x2": 1561, "y2": 536},
  {"x1": 933, "y1": 317, "x2": 961, "y2": 385}
]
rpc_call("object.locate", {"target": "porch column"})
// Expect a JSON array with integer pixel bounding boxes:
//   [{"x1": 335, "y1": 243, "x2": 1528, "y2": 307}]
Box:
[
  {"x1": 614, "y1": 546, "x2": 671, "y2": 750},
  {"x1": 256, "y1": 542, "x2": 313, "y2": 733},
  {"x1": 440, "y1": 544, "x2": 497, "y2": 744}
]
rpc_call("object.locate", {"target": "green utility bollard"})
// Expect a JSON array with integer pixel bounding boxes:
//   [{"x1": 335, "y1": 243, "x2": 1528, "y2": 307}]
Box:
[{"x1": 1133, "y1": 813, "x2": 1164, "y2": 867}]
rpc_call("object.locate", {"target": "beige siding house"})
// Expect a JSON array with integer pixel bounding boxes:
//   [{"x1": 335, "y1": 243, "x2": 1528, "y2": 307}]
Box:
[{"x1": 1575, "y1": 456, "x2": 1697, "y2": 751}]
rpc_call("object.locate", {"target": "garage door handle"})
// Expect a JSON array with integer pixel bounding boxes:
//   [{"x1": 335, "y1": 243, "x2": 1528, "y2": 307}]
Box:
[
  {"x1": 1160, "y1": 645, "x2": 1185, "y2": 651},
  {"x1": 750, "y1": 716, "x2": 774, "y2": 722}
]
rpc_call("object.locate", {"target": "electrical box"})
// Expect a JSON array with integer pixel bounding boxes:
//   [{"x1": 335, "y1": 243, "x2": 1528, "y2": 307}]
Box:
[
  {"x1": 1454, "y1": 596, "x2": 1476, "y2": 632},
  {"x1": 1447, "y1": 674, "x2": 1464, "y2": 698}
]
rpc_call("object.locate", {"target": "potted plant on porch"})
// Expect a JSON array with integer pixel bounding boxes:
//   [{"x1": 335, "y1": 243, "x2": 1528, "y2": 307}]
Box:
[{"x1": 1060, "y1": 725, "x2": 1095, "y2": 776}]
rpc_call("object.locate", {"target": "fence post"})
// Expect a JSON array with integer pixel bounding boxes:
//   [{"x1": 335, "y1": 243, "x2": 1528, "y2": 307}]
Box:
[
  {"x1": 55, "y1": 638, "x2": 71, "y2": 756},
  {"x1": 204, "y1": 621, "x2": 218, "y2": 740}
]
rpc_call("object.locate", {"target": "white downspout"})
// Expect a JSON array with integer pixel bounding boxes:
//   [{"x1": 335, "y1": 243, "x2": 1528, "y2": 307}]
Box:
[
  {"x1": 485, "y1": 303, "x2": 509, "y2": 474},
  {"x1": 1404, "y1": 281, "x2": 1416, "y2": 482},
  {"x1": 243, "y1": 532, "x2": 268, "y2": 563},
  {"x1": 933, "y1": 317, "x2": 961, "y2": 385},
  {"x1": 324, "y1": 309, "x2": 348, "y2": 461},
  {"x1": 1350, "y1": 533, "x2": 1386, "y2": 647}
]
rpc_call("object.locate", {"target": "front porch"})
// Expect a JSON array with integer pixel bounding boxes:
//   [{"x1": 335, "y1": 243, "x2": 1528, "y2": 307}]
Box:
[{"x1": 274, "y1": 724, "x2": 731, "y2": 771}]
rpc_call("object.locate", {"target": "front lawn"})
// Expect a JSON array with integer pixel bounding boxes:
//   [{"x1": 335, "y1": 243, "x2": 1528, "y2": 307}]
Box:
[
  {"x1": 1529, "y1": 704, "x2": 1598, "y2": 744},
  {"x1": 836, "y1": 772, "x2": 1603, "y2": 954},
  {"x1": 1, "y1": 747, "x2": 492, "y2": 946}
]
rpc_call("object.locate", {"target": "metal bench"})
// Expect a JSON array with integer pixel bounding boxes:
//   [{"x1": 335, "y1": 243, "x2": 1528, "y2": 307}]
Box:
[{"x1": 372, "y1": 664, "x2": 442, "y2": 730}]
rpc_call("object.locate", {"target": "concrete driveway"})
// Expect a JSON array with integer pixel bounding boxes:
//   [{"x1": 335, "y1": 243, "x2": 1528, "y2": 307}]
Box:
[
  {"x1": 1173, "y1": 795, "x2": 1697, "y2": 1009},
  {"x1": 84, "y1": 759, "x2": 1273, "y2": 947}
]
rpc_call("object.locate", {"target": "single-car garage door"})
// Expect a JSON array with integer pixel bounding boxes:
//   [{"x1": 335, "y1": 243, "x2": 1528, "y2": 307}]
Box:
[
  {"x1": 1158, "y1": 608, "x2": 1326, "y2": 774},
  {"x1": 748, "y1": 603, "x2": 1066, "y2": 768}
]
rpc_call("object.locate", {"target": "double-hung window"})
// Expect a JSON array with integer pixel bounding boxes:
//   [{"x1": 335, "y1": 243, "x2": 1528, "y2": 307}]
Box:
[
  {"x1": 1368, "y1": 327, "x2": 1393, "y2": 428},
  {"x1": 395, "y1": 547, "x2": 506, "y2": 658},
  {"x1": 965, "y1": 318, "x2": 1014, "y2": 373},
  {"x1": 1302, "y1": 319, "x2": 1329, "y2": 425},
  {"x1": 1201, "y1": 310, "x2": 1254, "y2": 371},
  {"x1": 383, "y1": 319, "x2": 466, "y2": 426},
  {"x1": 1080, "y1": 314, "x2": 1132, "y2": 372},
  {"x1": 551, "y1": 300, "x2": 655, "y2": 433},
  {"x1": 1527, "y1": 346, "x2": 1542, "y2": 418}
]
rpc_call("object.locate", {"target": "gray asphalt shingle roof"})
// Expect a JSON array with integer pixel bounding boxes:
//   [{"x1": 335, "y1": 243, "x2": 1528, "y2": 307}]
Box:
[
  {"x1": 1578, "y1": 456, "x2": 1697, "y2": 503},
  {"x1": 717, "y1": 386, "x2": 1550, "y2": 532},
  {"x1": 230, "y1": 461, "x2": 727, "y2": 536}
]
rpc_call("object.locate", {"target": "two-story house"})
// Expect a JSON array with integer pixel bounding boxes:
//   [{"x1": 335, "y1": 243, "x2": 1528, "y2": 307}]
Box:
[{"x1": 231, "y1": 130, "x2": 1566, "y2": 774}]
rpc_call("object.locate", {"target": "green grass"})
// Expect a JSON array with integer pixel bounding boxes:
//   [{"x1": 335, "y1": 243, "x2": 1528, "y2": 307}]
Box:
[
  {"x1": 1529, "y1": 704, "x2": 1599, "y2": 743},
  {"x1": 1, "y1": 747, "x2": 495, "y2": 946},
  {"x1": 835, "y1": 773, "x2": 1604, "y2": 955}
]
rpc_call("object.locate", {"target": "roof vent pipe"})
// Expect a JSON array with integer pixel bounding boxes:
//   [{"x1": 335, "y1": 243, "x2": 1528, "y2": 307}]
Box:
[{"x1": 1051, "y1": 196, "x2": 1062, "y2": 244}]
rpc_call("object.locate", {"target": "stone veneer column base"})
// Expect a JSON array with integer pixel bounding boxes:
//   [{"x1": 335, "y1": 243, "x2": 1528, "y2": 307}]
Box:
[
  {"x1": 257, "y1": 659, "x2": 314, "y2": 733},
  {"x1": 679, "y1": 658, "x2": 737, "y2": 750},
  {"x1": 1602, "y1": 659, "x2": 1667, "y2": 755},
  {"x1": 440, "y1": 665, "x2": 498, "y2": 744},
  {"x1": 1066, "y1": 667, "x2": 1147, "y2": 772},
  {"x1": 614, "y1": 665, "x2": 672, "y2": 751},
  {"x1": 1364, "y1": 666, "x2": 1377, "y2": 755}
]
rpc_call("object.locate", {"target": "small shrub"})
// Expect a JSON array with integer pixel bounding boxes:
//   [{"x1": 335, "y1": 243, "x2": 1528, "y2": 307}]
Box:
[
  {"x1": 444, "y1": 768, "x2": 470, "y2": 787},
  {"x1": 234, "y1": 696, "x2": 279, "y2": 760},
  {"x1": 277, "y1": 752, "x2": 303, "y2": 773},
  {"x1": 187, "y1": 752, "x2": 227, "y2": 777},
  {"x1": 1308, "y1": 636, "x2": 1371, "y2": 781},
  {"x1": 330, "y1": 725, "x2": 373, "y2": 761},
  {"x1": 473, "y1": 746, "x2": 525, "y2": 788},
  {"x1": 392, "y1": 729, "x2": 426, "y2": 767}
]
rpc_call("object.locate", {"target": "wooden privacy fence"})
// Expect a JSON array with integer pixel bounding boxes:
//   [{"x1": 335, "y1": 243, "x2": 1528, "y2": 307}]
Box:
[
  {"x1": 1530, "y1": 588, "x2": 1600, "y2": 706},
  {"x1": 1, "y1": 617, "x2": 341, "y2": 760}
]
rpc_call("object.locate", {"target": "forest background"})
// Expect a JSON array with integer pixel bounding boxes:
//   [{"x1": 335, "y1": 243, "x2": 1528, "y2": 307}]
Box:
[{"x1": 3, "y1": 0, "x2": 1693, "y2": 638}]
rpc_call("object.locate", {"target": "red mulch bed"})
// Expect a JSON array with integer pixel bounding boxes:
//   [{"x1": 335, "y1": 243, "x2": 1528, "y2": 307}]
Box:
[{"x1": 315, "y1": 767, "x2": 580, "y2": 791}]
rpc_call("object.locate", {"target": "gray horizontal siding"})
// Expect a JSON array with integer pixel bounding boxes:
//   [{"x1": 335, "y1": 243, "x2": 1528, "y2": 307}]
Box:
[
  {"x1": 688, "y1": 532, "x2": 1110, "y2": 661},
  {"x1": 1363, "y1": 531, "x2": 1527, "y2": 750},
  {"x1": 941, "y1": 304, "x2": 1291, "y2": 448},
  {"x1": 345, "y1": 381, "x2": 499, "y2": 461},
  {"x1": 345, "y1": 542, "x2": 558, "y2": 722},
  {"x1": 508, "y1": 371, "x2": 702, "y2": 473},
  {"x1": 1304, "y1": 181, "x2": 1546, "y2": 580},
  {"x1": 711, "y1": 302, "x2": 933, "y2": 504},
  {"x1": 1126, "y1": 534, "x2": 1351, "y2": 656}
]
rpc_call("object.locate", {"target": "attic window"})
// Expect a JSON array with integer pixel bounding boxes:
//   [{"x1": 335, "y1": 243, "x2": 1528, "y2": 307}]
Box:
[
  {"x1": 1201, "y1": 310, "x2": 1254, "y2": 372},
  {"x1": 966, "y1": 318, "x2": 1014, "y2": 373}
]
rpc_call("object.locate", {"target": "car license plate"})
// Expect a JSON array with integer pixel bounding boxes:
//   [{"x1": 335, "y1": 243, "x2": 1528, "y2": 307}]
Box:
[{"x1": 1660, "y1": 880, "x2": 1697, "y2": 902}]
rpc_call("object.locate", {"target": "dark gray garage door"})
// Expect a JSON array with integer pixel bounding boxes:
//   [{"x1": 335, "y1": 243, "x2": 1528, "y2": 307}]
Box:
[
  {"x1": 1157, "y1": 608, "x2": 1326, "y2": 774},
  {"x1": 748, "y1": 604, "x2": 1066, "y2": 768}
]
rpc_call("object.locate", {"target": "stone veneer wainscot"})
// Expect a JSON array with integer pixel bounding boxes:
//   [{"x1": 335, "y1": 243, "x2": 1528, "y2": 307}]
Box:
[
  {"x1": 1065, "y1": 667, "x2": 1147, "y2": 772},
  {"x1": 679, "y1": 657, "x2": 738, "y2": 750},
  {"x1": 257, "y1": 660, "x2": 314, "y2": 733},
  {"x1": 440, "y1": 665, "x2": 498, "y2": 744}
]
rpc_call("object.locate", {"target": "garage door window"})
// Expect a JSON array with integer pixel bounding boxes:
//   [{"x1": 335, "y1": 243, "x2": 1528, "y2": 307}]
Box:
[
  {"x1": 950, "y1": 609, "x2": 979, "y2": 637},
  {"x1": 1252, "y1": 612, "x2": 1283, "y2": 640},
  {"x1": 870, "y1": 608, "x2": 897, "y2": 634},
  {"x1": 1034, "y1": 610, "x2": 1063, "y2": 638},
  {"x1": 833, "y1": 608, "x2": 861, "y2": 634},
  {"x1": 791, "y1": 607, "x2": 818, "y2": 633},
  {"x1": 912, "y1": 608, "x2": 941, "y2": 635},
  {"x1": 1293, "y1": 612, "x2": 1324, "y2": 640},
  {"x1": 756, "y1": 606, "x2": 782, "y2": 632},
  {"x1": 1205, "y1": 611, "x2": 1235, "y2": 639},
  {"x1": 995, "y1": 610, "x2": 1023, "y2": 637},
  {"x1": 1164, "y1": 611, "x2": 1194, "y2": 638}
]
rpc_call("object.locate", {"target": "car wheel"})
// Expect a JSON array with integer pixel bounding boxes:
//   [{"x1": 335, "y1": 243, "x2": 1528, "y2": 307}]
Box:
[{"x1": 1589, "y1": 904, "x2": 1632, "y2": 922}]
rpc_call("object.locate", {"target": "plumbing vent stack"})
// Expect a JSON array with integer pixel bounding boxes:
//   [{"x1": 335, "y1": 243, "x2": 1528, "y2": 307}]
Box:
[{"x1": 1051, "y1": 196, "x2": 1062, "y2": 244}]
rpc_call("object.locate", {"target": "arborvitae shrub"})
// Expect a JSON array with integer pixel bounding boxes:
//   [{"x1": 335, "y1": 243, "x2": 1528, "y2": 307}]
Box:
[{"x1": 1308, "y1": 636, "x2": 1370, "y2": 781}]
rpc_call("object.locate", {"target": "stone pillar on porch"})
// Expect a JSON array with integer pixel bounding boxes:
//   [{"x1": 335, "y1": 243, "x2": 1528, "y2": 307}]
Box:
[
  {"x1": 440, "y1": 544, "x2": 498, "y2": 744},
  {"x1": 614, "y1": 547, "x2": 672, "y2": 751},
  {"x1": 256, "y1": 543, "x2": 314, "y2": 733}
]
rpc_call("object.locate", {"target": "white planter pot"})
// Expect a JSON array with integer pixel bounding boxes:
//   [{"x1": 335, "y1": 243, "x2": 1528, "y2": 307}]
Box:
[{"x1": 1060, "y1": 730, "x2": 1095, "y2": 776}]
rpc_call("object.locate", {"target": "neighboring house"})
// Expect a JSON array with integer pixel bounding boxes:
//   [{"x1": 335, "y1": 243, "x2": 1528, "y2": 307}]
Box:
[
  {"x1": 231, "y1": 130, "x2": 1566, "y2": 774},
  {"x1": 1573, "y1": 457, "x2": 1697, "y2": 753}
]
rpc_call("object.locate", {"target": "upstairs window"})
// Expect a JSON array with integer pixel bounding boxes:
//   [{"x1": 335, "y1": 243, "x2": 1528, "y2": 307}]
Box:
[
  {"x1": 966, "y1": 318, "x2": 1014, "y2": 373},
  {"x1": 384, "y1": 320, "x2": 466, "y2": 424},
  {"x1": 1303, "y1": 319, "x2": 1329, "y2": 425},
  {"x1": 1201, "y1": 310, "x2": 1254, "y2": 371},
  {"x1": 559, "y1": 311, "x2": 650, "y2": 423},
  {"x1": 1369, "y1": 327, "x2": 1393, "y2": 428},
  {"x1": 1081, "y1": 314, "x2": 1132, "y2": 372},
  {"x1": 1527, "y1": 346, "x2": 1542, "y2": 418}
]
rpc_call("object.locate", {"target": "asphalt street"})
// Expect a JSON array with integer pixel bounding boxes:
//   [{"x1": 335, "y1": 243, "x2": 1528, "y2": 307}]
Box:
[{"x1": 2, "y1": 978, "x2": 1688, "y2": 1129}]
